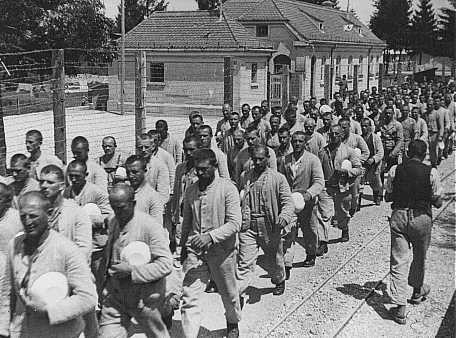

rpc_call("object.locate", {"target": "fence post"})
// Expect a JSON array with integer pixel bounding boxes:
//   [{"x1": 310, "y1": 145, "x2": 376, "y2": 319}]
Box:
[
  {"x1": 52, "y1": 49, "x2": 67, "y2": 163},
  {"x1": 135, "y1": 50, "x2": 146, "y2": 143},
  {"x1": 0, "y1": 83, "x2": 7, "y2": 175},
  {"x1": 224, "y1": 57, "x2": 233, "y2": 107}
]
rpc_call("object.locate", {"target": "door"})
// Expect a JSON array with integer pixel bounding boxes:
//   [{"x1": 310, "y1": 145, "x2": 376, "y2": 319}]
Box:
[
  {"x1": 270, "y1": 74, "x2": 282, "y2": 108},
  {"x1": 310, "y1": 56, "x2": 316, "y2": 97}
]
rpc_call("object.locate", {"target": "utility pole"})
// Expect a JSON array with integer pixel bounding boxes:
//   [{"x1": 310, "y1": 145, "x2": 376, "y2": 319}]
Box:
[{"x1": 120, "y1": 0, "x2": 125, "y2": 115}]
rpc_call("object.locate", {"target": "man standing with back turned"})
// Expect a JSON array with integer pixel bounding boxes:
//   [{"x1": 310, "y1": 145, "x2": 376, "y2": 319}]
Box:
[{"x1": 385, "y1": 140, "x2": 442, "y2": 325}]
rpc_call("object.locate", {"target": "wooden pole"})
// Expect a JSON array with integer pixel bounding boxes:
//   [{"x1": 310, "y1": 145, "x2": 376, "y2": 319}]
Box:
[
  {"x1": 135, "y1": 50, "x2": 146, "y2": 144},
  {"x1": 52, "y1": 49, "x2": 67, "y2": 163},
  {"x1": 121, "y1": 0, "x2": 126, "y2": 115},
  {"x1": 0, "y1": 82, "x2": 7, "y2": 176}
]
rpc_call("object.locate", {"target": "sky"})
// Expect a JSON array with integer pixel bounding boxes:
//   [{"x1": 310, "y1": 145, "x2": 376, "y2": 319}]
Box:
[{"x1": 103, "y1": 0, "x2": 452, "y2": 25}]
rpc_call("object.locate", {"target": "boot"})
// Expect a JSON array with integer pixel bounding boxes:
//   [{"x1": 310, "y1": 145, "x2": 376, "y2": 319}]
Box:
[
  {"x1": 227, "y1": 322, "x2": 239, "y2": 338},
  {"x1": 272, "y1": 281, "x2": 285, "y2": 296},
  {"x1": 303, "y1": 255, "x2": 316, "y2": 267},
  {"x1": 285, "y1": 266, "x2": 291, "y2": 280},
  {"x1": 316, "y1": 242, "x2": 328, "y2": 257},
  {"x1": 340, "y1": 229, "x2": 349, "y2": 242},
  {"x1": 410, "y1": 284, "x2": 431, "y2": 304},
  {"x1": 388, "y1": 305, "x2": 406, "y2": 325}
]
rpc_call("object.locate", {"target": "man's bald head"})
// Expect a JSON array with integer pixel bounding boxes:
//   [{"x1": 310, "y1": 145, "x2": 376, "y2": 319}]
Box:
[
  {"x1": 110, "y1": 183, "x2": 135, "y2": 203},
  {"x1": 19, "y1": 191, "x2": 51, "y2": 211}
]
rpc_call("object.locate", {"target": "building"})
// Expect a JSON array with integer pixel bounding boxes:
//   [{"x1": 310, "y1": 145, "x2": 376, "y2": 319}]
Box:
[{"x1": 108, "y1": 0, "x2": 386, "y2": 113}]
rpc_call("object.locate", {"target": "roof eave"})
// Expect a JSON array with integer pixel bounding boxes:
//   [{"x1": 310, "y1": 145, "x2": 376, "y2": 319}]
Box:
[
  {"x1": 300, "y1": 39, "x2": 386, "y2": 48},
  {"x1": 124, "y1": 47, "x2": 275, "y2": 54}
]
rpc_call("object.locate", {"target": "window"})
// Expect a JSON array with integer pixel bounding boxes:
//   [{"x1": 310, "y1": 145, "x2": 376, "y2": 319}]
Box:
[
  {"x1": 335, "y1": 56, "x2": 341, "y2": 78},
  {"x1": 348, "y1": 56, "x2": 353, "y2": 79},
  {"x1": 251, "y1": 63, "x2": 258, "y2": 84},
  {"x1": 320, "y1": 57, "x2": 326, "y2": 82},
  {"x1": 375, "y1": 56, "x2": 380, "y2": 76},
  {"x1": 149, "y1": 63, "x2": 164, "y2": 83},
  {"x1": 369, "y1": 56, "x2": 374, "y2": 77},
  {"x1": 359, "y1": 56, "x2": 363, "y2": 77},
  {"x1": 319, "y1": 23, "x2": 324, "y2": 31},
  {"x1": 256, "y1": 25, "x2": 269, "y2": 37}
]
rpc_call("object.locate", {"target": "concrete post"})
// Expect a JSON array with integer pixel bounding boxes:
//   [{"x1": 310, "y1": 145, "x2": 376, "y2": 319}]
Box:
[{"x1": 52, "y1": 49, "x2": 67, "y2": 163}]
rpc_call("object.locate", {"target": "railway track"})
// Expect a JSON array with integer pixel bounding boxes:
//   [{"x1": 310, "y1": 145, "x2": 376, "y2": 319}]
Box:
[{"x1": 264, "y1": 166, "x2": 456, "y2": 338}]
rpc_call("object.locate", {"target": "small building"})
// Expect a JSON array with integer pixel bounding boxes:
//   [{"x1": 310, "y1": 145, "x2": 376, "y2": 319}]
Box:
[{"x1": 108, "y1": 0, "x2": 386, "y2": 113}]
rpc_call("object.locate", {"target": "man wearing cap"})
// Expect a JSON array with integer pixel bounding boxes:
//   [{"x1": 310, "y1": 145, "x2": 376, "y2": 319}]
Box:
[
  {"x1": 361, "y1": 118, "x2": 384, "y2": 205},
  {"x1": 279, "y1": 131, "x2": 324, "y2": 268},
  {"x1": 180, "y1": 149, "x2": 242, "y2": 338},
  {"x1": 384, "y1": 140, "x2": 442, "y2": 325},
  {"x1": 317, "y1": 111, "x2": 335, "y2": 144},
  {"x1": 9, "y1": 154, "x2": 40, "y2": 210},
  {"x1": 0, "y1": 183, "x2": 22, "y2": 254},
  {"x1": 137, "y1": 133, "x2": 170, "y2": 204},
  {"x1": 98, "y1": 184, "x2": 172, "y2": 337},
  {"x1": 0, "y1": 191, "x2": 97, "y2": 338},
  {"x1": 233, "y1": 127, "x2": 277, "y2": 185},
  {"x1": 71, "y1": 136, "x2": 108, "y2": 190},
  {"x1": 97, "y1": 136, "x2": 127, "y2": 191},
  {"x1": 318, "y1": 125, "x2": 362, "y2": 242},
  {"x1": 25, "y1": 129, "x2": 63, "y2": 180},
  {"x1": 237, "y1": 145, "x2": 295, "y2": 296},
  {"x1": 156, "y1": 119, "x2": 182, "y2": 164}
]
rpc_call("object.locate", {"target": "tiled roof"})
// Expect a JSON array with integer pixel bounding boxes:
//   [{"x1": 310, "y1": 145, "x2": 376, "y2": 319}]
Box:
[
  {"x1": 123, "y1": 11, "x2": 273, "y2": 51},
  {"x1": 225, "y1": 0, "x2": 385, "y2": 46}
]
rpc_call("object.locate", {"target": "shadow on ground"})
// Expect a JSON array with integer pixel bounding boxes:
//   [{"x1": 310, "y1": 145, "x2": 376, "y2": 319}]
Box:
[{"x1": 436, "y1": 290, "x2": 455, "y2": 338}]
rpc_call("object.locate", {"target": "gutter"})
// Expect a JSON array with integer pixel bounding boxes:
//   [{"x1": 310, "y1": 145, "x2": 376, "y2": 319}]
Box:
[{"x1": 294, "y1": 40, "x2": 386, "y2": 48}]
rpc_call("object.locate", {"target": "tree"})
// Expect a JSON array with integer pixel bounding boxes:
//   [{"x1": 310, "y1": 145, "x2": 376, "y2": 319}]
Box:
[
  {"x1": 196, "y1": 0, "x2": 227, "y2": 10},
  {"x1": 409, "y1": 0, "x2": 437, "y2": 58},
  {"x1": 369, "y1": 0, "x2": 411, "y2": 51},
  {"x1": 115, "y1": 0, "x2": 167, "y2": 33},
  {"x1": 438, "y1": 3, "x2": 455, "y2": 57},
  {"x1": 295, "y1": 0, "x2": 339, "y2": 8}
]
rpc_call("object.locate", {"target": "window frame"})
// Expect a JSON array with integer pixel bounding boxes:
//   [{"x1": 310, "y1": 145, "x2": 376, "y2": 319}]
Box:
[
  {"x1": 149, "y1": 62, "x2": 165, "y2": 84},
  {"x1": 256, "y1": 25, "x2": 269, "y2": 38},
  {"x1": 251, "y1": 62, "x2": 258, "y2": 86}
]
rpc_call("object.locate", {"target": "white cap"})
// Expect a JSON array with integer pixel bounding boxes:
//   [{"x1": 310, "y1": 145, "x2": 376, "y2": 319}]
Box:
[
  {"x1": 291, "y1": 192, "x2": 306, "y2": 213},
  {"x1": 29, "y1": 272, "x2": 69, "y2": 306},
  {"x1": 115, "y1": 167, "x2": 127, "y2": 179},
  {"x1": 341, "y1": 159, "x2": 352, "y2": 171},
  {"x1": 353, "y1": 148, "x2": 362, "y2": 157},
  {"x1": 121, "y1": 241, "x2": 151, "y2": 266},
  {"x1": 82, "y1": 203, "x2": 104, "y2": 225},
  {"x1": 319, "y1": 105, "x2": 332, "y2": 114}
]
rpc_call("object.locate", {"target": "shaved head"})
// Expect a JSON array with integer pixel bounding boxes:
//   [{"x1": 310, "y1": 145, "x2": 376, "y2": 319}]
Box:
[
  {"x1": 19, "y1": 191, "x2": 51, "y2": 211},
  {"x1": 109, "y1": 183, "x2": 135, "y2": 203}
]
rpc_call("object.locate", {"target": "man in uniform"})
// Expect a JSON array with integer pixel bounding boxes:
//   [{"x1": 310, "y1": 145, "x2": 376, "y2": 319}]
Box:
[
  {"x1": 9, "y1": 154, "x2": 40, "y2": 209},
  {"x1": 385, "y1": 140, "x2": 442, "y2": 325}
]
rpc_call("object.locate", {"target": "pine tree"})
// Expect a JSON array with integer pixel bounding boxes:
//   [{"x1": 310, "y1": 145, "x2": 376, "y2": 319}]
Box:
[
  {"x1": 115, "y1": 0, "x2": 167, "y2": 33},
  {"x1": 369, "y1": 0, "x2": 411, "y2": 51},
  {"x1": 438, "y1": 4, "x2": 455, "y2": 58},
  {"x1": 410, "y1": 0, "x2": 437, "y2": 58}
]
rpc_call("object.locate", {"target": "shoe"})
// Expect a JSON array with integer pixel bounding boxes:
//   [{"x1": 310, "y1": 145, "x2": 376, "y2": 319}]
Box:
[
  {"x1": 285, "y1": 266, "x2": 291, "y2": 280},
  {"x1": 340, "y1": 229, "x2": 349, "y2": 242},
  {"x1": 273, "y1": 281, "x2": 285, "y2": 296},
  {"x1": 388, "y1": 305, "x2": 406, "y2": 325},
  {"x1": 227, "y1": 322, "x2": 239, "y2": 338},
  {"x1": 316, "y1": 242, "x2": 328, "y2": 257},
  {"x1": 205, "y1": 280, "x2": 218, "y2": 293},
  {"x1": 410, "y1": 285, "x2": 431, "y2": 304},
  {"x1": 303, "y1": 256, "x2": 316, "y2": 267}
]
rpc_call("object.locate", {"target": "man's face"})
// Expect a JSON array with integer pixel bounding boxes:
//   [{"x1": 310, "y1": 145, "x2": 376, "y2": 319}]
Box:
[
  {"x1": 272, "y1": 108, "x2": 282, "y2": 117},
  {"x1": 322, "y1": 114, "x2": 332, "y2": 128},
  {"x1": 304, "y1": 120, "x2": 315, "y2": 135},
  {"x1": 403, "y1": 95, "x2": 410, "y2": 104},
  {"x1": 401, "y1": 106, "x2": 410, "y2": 118},
  {"x1": 20, "y1": 198, "x2": 49, "y2": 240},
  {"x1": 233, "y1": 132, "x2": 245, "y2": 148},
  {"x1": 126, "y1": 161, "x2": 146, "y2": 189},
  {"x1": 444, "y1": 94, "x2": 452, "y2": 106},
  {"x1": 339, "y1": 120, "x2": 351, "y2": 138},
  {"x1": 40, "y1": 172, "x2": 64, "y2": 200},
  {"x1": 329, "y1": 126, "x2": 343, "y2": 145},
  {"x1": 241, "y1": 105, "x2": 250, "y2": 116},
  {"x1": 183, "y1": 141, "x2": 198, "y2": 162},
  {"x1": 156, "y1": 121, "x2": 168, "y2": 139},
  {"x1": 270, "y1": 117, "x2": 281, "y2": 131},
  {"x1": 222, "y1": 104, "x2": 231, "y2": 119},
  {"x1": 291, "y1": 134, "x2": 306, "y2": 153},
  {"x1": 190, "y1": 116, "x2": 203, "y2": 131},
  {"x1": 25, "y1": 135, "x2": 41, "y2": 154},
  {"x1": 137, "y1": 139, "x2": 153, "y2": 158},
  {"x1": 72, "y1": 142, "x2": 89, "y2": 162},
  {"x1": 261, "y1": 101, "x2": 269, "y2": 114},
  {"x1": 384, "y1": 108, "x2": 394, "y2": 122},
  {"x1": 433, "y1": 98, "x2": 440, "y2": 110},
  {"x1": 102, "y1": 138, "x2": 116, "y2": 156},
  {"x1": 10, "y1": 160, "x2": 29, "y2": 183},
  {"x1": 334, "y1": 93, "x2": 341, "y2": 102},
  {"x1": 285, "y1": 110, "x2": 297, "y2": 125},
  {"x1": 245, "y1": 132, "x2": 259, "y2": 148},
  {"x1": 411, "y1": 108, "x2": 419, "y2": 120},
  {"x1": 194, "y1": 159, "x2": 216, "y2": 184},
  {"x1": 229, "y1": 114, "x2": 240, "y2": 129},
  {"x1": 197, "y1": 128, "x2": 212, "y2": 148},
  {"x1": 251, "y1": 149, "x2": 268, "y2": 173},
  {"x1": 386, "y1": 99, "x2": 394, "y2": 108},
  {"x1": 252, "y1": 108, "x2": 262, "y2": 121},
  {"x1": 310, "y1": 98, "x2": 317, "y2": 107},
  {"x1": 279, "y1": 131, "x2": 290, "y2": 147},
  {"x1": 109, "y1": 194, "x2": 135, "y2": 225},
  {"x1": 411, "y1": 94, "x2": 418, "y2": 103},
  {"x1": 303, "y1": 101, "x2": 311, "y2": 111},
  {"x1": 355, "y1": 107, "x2": 364, "y2": 120},
  {"x1": 361, "y1": 120, "x2": 372, "y2": 136},
  {"x1": 67, "y1": 164, "x2": 87, "y2": 189}
]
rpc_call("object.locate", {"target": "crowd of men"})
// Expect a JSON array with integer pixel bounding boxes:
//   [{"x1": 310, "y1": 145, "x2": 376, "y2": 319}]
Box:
[{"x1": 0, "y1": 78, "x2": 453, "y2": 337}]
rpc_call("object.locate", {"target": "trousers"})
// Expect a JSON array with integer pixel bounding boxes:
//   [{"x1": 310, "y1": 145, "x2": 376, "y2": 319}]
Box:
[
  {"x1": 317, "y1": 188, "x2": 334, "y2": 243},
  {"x1": 98, "y1": 278, "x2": 169, "y2": 338},
  {"x1": 363, "y1": 162, "x2": 383, "y2": 196},
  {"x1": 181, "y1": 245, "x2": 241, "y2": 338},
  {"x1": 297, "y1": 204, "x2": 320, "y2": 256},
  {"x1": 389, "y1": 209, "x2": 432, "y2": 306},
  {"x1": 237, "y1": 218, "x2": 285, "y2": 295},
  {"x1": 327, "y1": 187, "x2": 352, "y2": 231},
  {"x1": 428, "y1": 132, "x2": 439, "y2": 167}
]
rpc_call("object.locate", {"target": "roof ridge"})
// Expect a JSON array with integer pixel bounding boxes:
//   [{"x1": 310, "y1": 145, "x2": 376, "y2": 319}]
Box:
[
  {"x1": 238, "y1": 0, "x2": 287, "y2": 21},
  {"x1": 279, "y1": 0, "x2": 354, "y2": 16},
  {"x1": 270, "y1": 0, "x2": 288, "y2": 20},
  {"x1": 222, "y1": 12, "x2": 242, "y2": 47}
]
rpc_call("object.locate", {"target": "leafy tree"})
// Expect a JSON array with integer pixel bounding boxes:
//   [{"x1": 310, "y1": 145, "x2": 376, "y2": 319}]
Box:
[
  {"x1": 294, "y1": 0, "x2": 339, "y2": 8},
  {"x1": 409, "y1": 0, "x2": 437, "y2": 58},
  {"x1": 437, "y1": 3, "x2": 455, "y2": 58},
  {"x1": 369, "y1": 0, "x2": 411, "y2": 51},
  {"x1": 196, "y1": 0, "x2": 226, "y2": 10},
  {"x1": 115, "y1": 0, "x2": 168, "y2": 33}
]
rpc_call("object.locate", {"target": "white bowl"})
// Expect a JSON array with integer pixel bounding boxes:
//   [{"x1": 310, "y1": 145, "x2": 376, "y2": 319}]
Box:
[
  {"x1": 82, "y1": 203, "x2": 104, "y2": 224},
  {"x1": 29, "y1": 272, "x2": 69, "y2": 306},
  {"x1": 120, "y1": 241, "x2": 151, "y2": 266},
  {"x1": 291, "y1": 192, "x2": 306, "y2": 213},
  {"x1": 341, "y1": 159, "x2": 352, "y2": 171},
  {"x1": 353, "y1": 148, "x2": 362, "y2": 157}
]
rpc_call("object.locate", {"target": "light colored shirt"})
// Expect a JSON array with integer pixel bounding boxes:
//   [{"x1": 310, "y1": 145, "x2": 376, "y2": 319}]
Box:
[
  {"x1": 150, "y1": 148, "x2": 176, "y2": 193},
  {"x1": 29, "y1": 153, "x2": 63, "y2": 180},
  {"x1": 85, "y1": 159, "x2": 108, "y2": 191},
  {"x1": 64, "y1": 182, "x2": 112, "y2": 218},
  {"x1": 97, "y1": 150, "x2": 127, "y2": 189},
  {"x1": 0, "y1": 208, "x2": 22, "y2": 255},
  {"x1": 304, "y1": 132, "x2": 327, "y2": 156},
  {"x1": 343, "y1": 133, "x2": 370, "y2": 163},
  {"x1": 0, "y1": 230, "x2": 97, "y2": 338},
  {"x1": 160, "y1": 133, "x2": 182, "y2": 164},
  {"x1": 134, "y1": 180, "x2": 163, "y2": 225},
  {"x1": 234, "y1": 146, "x2": 277, "y2": 185},
  {"x1": 211, "y1": 145, "x2": 230, "y2": 179},
  {"x1": 350, "y1": 118, "x2": 362, "y2": 135},
  {"x1": 414, "y1": 117, "x2": 429, "y2": 142},
  {"x1": 146, "y1": 156, "x2": 170, "y2": 204}
]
